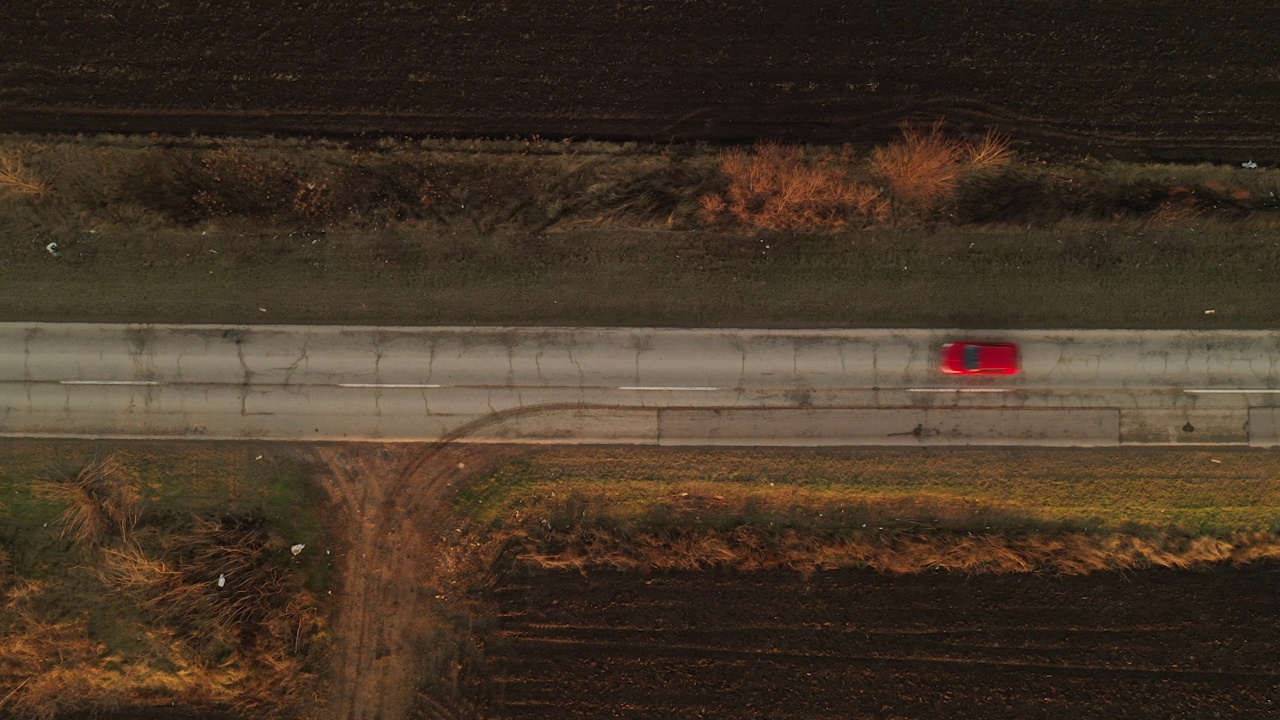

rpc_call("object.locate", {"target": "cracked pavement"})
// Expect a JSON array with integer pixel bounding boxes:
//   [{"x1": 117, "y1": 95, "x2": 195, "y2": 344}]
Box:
[{"x1": 3, "y1": 323, "x2": 1280, "y2": 446}]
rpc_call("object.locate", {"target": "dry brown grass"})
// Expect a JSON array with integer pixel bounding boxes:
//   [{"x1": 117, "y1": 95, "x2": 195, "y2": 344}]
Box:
[
  {"x1": 292, "y1": 179, "x2": 333, "y2": 219},
  {"x1": 467, "y1": 447, "x2": 1280, "y2": 577},
  {"x1": 0, "y1": 580, "x2": 107, "y2": 720},
  {"x1": 99, "y1": 542, "x2": 190, "y2": 613},
  {"x1": 965, "y1": 128, "x2": 1015, "y2": 170},
  {"x1": 869, "y1": 121, "x2": 968, "y2": 213},
  {"x1": 515, "y1": 526, "x2": 1280, "y2": 576},
  {"x1": 702, "y1": 142, "x2": 885, "y2": 230},
  {"x1": 0, "y1": 547, "x2": 10, "y2": 592},
  {"x1": 0, "y1": 606, "x2": 246, "y2": 720},
  {"x1": 0, "y1": 149, "x2": 48, "y2": 200},
  {"x1": 100, "y1": 516, "x2": 293, "y2": 644},
  {"x1": 849, "y1": 182, "x2": 891, "y2": 221},
  {"x1": 1145, "y1": 200, "x2": 1203, "y2": 230},
  {"x1": 466, "y1": 446, "x2": 1280, "y2": 535},
  {"x1": 33, "y1": 455, "x2": 139, "y2": 546},
  {"x1": 0, "y1": 445, "x2": 328, "y2": 720},
  {"x1": 85, "y1": 519, "x2": 322, "y2": 717}
]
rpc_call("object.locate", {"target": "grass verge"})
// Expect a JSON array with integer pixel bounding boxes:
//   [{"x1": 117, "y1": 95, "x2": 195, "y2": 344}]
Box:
[
  {"x1": 0, "y1": 441, "x2": 331, "y2": 719},
  {"x1": 457, "y1": 447, "x2": 1280, "y2": 574},
  {"x1": 3, "y1": 225, "x2": 1280, "y2": 328},
  {"x1": 2, "y1": 132, "x2": 1280, "y2": 328}
]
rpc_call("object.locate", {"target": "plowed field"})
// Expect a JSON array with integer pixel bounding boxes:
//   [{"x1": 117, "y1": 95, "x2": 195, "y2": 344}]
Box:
[
  {"x1": 3, "y1": 2, "x2": 1279, "y2": 160},
  {"x1": 483, "y1": 564, "x2": 1280, "y2": 718}
]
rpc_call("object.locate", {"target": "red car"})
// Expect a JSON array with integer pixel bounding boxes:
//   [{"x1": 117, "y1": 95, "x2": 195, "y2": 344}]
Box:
[{"x1": 940, "y1": 342, "x2": 1020, "y2": 375}]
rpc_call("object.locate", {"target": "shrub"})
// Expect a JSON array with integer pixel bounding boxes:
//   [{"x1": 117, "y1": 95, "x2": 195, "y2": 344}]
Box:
[
  {"x1": 0, "y1": 149, "x2": 48, "y2": 199},
  {"x1": 702, "y1": 142, "x2": 884, "y2": 231},
  {"x1": 33, "y1": 455, "x2": 139, "y2": 546},
  {"x1": 869, "y1": 121, "x2": 968, "y2": 213},
  {"x1": 966, "y1": 129, "x2": 1014, "y2": 170},
  {"x1": 100, "y1": 516, "x2": 292, "y2": 645}
]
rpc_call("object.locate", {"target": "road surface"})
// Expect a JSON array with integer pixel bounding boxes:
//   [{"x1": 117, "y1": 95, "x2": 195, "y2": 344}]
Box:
[{"x1": 3, "y1": 323, "x2": 1280, "y2": 446}]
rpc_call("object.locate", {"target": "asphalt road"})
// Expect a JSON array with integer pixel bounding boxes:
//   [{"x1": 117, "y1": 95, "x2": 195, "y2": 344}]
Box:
[{"x1": 3, "y1": 323, "x2": 1280, "y2": 446}]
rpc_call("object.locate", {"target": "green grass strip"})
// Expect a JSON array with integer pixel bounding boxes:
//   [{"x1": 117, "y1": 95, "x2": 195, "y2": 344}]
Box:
[{"x1": 458, "y1": 447, "x2": 1280, "y2": 536}]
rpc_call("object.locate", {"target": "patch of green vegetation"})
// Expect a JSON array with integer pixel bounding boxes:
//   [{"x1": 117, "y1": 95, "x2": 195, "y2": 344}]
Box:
[
  {"x1": 0, "y1": 439, "x2": 332, "y2": 595},
  {"x1": 0, "y1": 441, "x2": 332, "y2": 717},
  {"x1": 4, "y1": 225, "x2": 1280, "y2": 329},
  {"x1": 3, "y1": 133, "x2": 1280, "y2": 328},
  {"x1": 458, "y1": 447, "x2": 1280, "y2": 537}
]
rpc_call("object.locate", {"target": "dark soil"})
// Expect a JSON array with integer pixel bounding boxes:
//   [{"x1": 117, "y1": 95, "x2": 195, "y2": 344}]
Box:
[
  {"x1": 481, "y1": 563, "x2": 1280, "y2": 718},
  {"x1": 74, "y1": 711, "x2": 243, "y2": 720},
  {"x1": 3, "y1": 2, "x2": 1279, "y2": 161}
]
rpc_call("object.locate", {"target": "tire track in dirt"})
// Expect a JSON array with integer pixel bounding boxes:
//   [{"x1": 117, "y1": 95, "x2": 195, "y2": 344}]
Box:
[
  {"x1": 312, "y1": 404, "x2": 627, "y2": 719},
  {"x1": 312, "y1": 435, "x2": 530, "y2": 720}
]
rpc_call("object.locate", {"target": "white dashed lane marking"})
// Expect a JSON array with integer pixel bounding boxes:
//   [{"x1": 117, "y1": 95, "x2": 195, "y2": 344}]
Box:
[
  {"x1": 619, "y1": 386, "x2": 721, "y2": 391},
  {"x1": 906, "y1": 388, "x2": 1010, "y2": 393},
  {"x1": 1184, "y1": 389, "x2": 1280, "y2": 394},
  {"x1": 60, "y1": 380, "x2": 160, "y2": 386},
  {"x1": 337, "y1": 383, "x2": 442, "y2": 388}
]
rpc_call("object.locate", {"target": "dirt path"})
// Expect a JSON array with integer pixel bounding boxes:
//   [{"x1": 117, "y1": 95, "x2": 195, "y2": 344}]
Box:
[{"x1": 312, "y1": 441, "x2": 524, "y2": 720}]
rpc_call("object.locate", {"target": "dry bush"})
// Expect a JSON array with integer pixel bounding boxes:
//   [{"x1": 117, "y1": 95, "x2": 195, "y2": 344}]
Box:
[
  {"x1": 699, "y1": 192, "x2": 727, "y2": 218},
  {"x1": 92, "y1": 516, "x2": 322, "y2": 712},
  {"x1": 292, "y1": 179, "x2": 332, "y2": 219},
  {"x1": 869, "y1": 121, "x2": 968, "y2": 213},
  {"x1": 99, "y1": 542, "x2": 190, "y2": 612},
  {"x1": 515, "y1": 526, "x2": 1280, "y2": 576},
  {"x1": 101, "y1": 516, "x2": 292, "y2": 644},
  {"x1": 849, "y1": 182, "x2": 892, "y2": 222},
  {"x1": 33, "y1": 455, "x2": 139, "y2": 546},
  {"x1": 702, "y1": 142, "x2": 883, "y2": 231},
  {"x1": 186, "y1": 516, "x2": 292, "y2": 634},
  {"x1": 966, "y1": 129, "x2": 1014, "y2": 170},
  {"x1": 0, "y1": 149, "x2": 48, "y2": 199}
]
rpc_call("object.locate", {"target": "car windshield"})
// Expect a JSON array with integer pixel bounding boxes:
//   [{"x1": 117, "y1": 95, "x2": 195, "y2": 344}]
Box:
[{"x1": 964, "y1": 345, "x2": 983, "y2": 370}]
